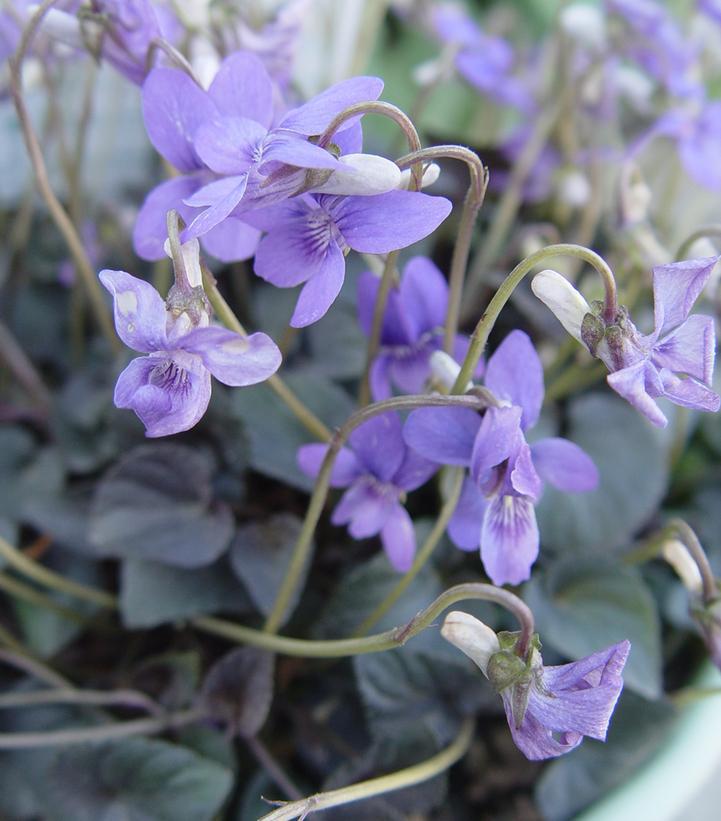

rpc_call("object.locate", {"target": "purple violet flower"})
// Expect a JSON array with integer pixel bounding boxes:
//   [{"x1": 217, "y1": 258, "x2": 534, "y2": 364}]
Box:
[
  {"x1": 430, "y1": 2, "x2": 532, "y2": 111},
  {"x1": 134, "y1": 50, "x2": 383, "y2": 262},
  {"x1": 651, "y1": 102, "x2": 721, "y2": 190},
  {"x1": 442, "y1": 612, "x2": 630, "y2": 760},
  {"x1": 245, "y1": 193, "x2": 452, "y2": 327},
  {"x1": 403, "y1": 331, "x2": 598, "y2": 585},
  {"x1": 99, "y1": 240, "x2": 281, "y2": 437},
  {"x1": 532, "y1": 259, "x2": 721, "y2": 427},
  {"x1": 357, "y1": 257, "x2": 482, "y2": 399},
  {"x1": 298, "y1": 412, "x2": 436, "y2": 572}
]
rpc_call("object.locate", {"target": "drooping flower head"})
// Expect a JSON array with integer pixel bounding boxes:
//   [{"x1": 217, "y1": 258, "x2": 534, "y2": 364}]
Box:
[
  {"x1": 100, "y1": 237, "x2": 281, "y2": 437},
  {"x1": 298, "y1": 412, "x2": 436, "y2": 572},
  {"x1": 404, "y1": 331, "x2": 598, "y2": 585},
  {"x1": 442, "y1": 611, "x2": 630, "y2": 760},
  {"x1": 532, "y1": 258, "x2": 720, "y2": 427}
]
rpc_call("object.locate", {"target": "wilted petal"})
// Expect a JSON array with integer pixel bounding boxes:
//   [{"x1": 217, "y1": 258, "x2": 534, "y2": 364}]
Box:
[
  {"x1": 401, "y1": 256, "x2": 448, "y2": 338},
  {"x1": 279, "y1": 76, "x2": 384, "y2": 135},
  {"x1": 333, "y1": 191, "x2": 452, "y2": 254},
  {"x1": 349, "y1": 412, "x2": 405, "y2": 482},
  {"x1": 658, "y1": 369, "x2": 721, "y2": 413},
  {"x1": 652, "y1": 256, "x2": 718, "y2": 336},
  {"x1": 133, "y1": 175, "x2": 202, "y2": 261},
  {"x1": 331, "y1": 480, "x2": 396, "y2": 538},
  {"x1": 115, "y1": 354, "x2": 212, "y2": 437},
  {"x1": 481, "y1": 494, "x2": 539, "y2": 585},
  {"x1": 290, "y1": 242, "x2": 346, "y2": 327},
  {"x1": 470, "y1": 405, "x2": 523, "y2": 483},
  {"x1": 179, "y1": 327, "x2": 281, "y2": 386},
  {"x1": 607, "y1": 361, "x2": 668, "y2": 427},
  {"x1": 207, "y1": 51, "x2": 274, "y2": 127},
  {"x1": 485, "y1": 331, "x2": 544, "y2": 430},
  {"x1": 403, "y1": 407, "x2": 481, "y2": 466},
  {"x1": 142, "y1": 68, "x2": 216, "y2": 172},
  {"x1": 531, "y1": 438, "x2": 599, "y2": 492},
  {"x1": 501, "y1": 697, "x2": 582, "y2": 760},
  {"x1": 448, "y1": 476, "x2": 485, "y2": 551},
  {"x1": 380, "y1": 504, "x2": 416, "y2": 572},
  {"x1": 99, "y1": 269, "x2": 167, "y2": 352},
  {"x1": 297, "y1": 443, "x2": 361, "y2": 487},
  {"x1": 652, "y1": 314, "x2": 716, "y2": 384}
]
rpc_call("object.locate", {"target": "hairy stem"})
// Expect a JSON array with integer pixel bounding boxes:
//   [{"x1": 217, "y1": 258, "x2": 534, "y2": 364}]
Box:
[
  {"x1": 9, "y1": 0, "x2": 119, "y2": 351},
  {"x1": 259, "y1": 718, "x2": 474, "y2": 820},
  {"x1": 262, "y1": 393, "x2": 487, "y2": 635},
  {"x1": 453, "y1": 243, "x2": 617, "y2": 392}
]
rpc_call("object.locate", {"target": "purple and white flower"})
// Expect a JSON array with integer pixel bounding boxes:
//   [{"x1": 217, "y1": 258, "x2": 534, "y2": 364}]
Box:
[
  {"x1": 246, "y1": 193, "x2": 452, "y2": 328},
  {"x1": 403, "y1": 331, "x2": 598, "y2": 585},
  {"x1": 532, "y1": 259, "x2": 720, "y2": 427},
  {"x1": 99, "y1": 239, "x2": 281, "y2": 437},
  {"x1": 357, "y1": 256, "x2": 481, "y2": 399},
  {"x1": 442, "y1": 611, "x2": 630, "y2": 761},
  {"x1": 298, "y1": 412, "x2": 436, "y2": 572}
]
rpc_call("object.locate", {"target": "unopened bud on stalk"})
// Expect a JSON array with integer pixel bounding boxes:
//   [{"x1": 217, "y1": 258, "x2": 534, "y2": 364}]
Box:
[
  {"x1": 662, "y1": 539, "x2": 704, "y2": 596},
  {"x1": 399, "y1": 162, "x2": 441, "y2": 190},
  {"x1": 429, "y1": 350, "x2": 472, "y2": 392},
  {"x1": 441, "y1": 611, "x2": 500, "y2": 676},
  {"x1": 310, "y1": 153, "x2": 402, "y2": 196},
  {"x1": 531, "y1": 269, "x2": 591, "y2": 345}
]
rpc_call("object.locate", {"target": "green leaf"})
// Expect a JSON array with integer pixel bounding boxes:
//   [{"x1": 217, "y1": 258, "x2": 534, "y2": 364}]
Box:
[
  {"x1": 200, "y1": 647, "x2": 274, "y2": 737},
  {"x1": 231, "y1": 369, "x2": 355, "y2": 490},
  {"x1": 43, "y1": 737, "x2": 233, "y2": 821},
  {"x1": 536, "y1": 691, "x2": 675, "y2": 821},
  {"x1": 535, "y1": 394, "x2": 669, "y2": 553},
  {"x1": 89, "y1": 444, "x2": 233, "y2": 567},
  {"x1": 121, "y1": 557, "x2": 252, "y2": 628},
  {"x1": 524, "y1": 556, "x2": 663, "y2": 699},
  {"x1": 307, "y1": 299, "x2": 366, "y2": 379},
  {"x1": 230, "y1": 513, "x2": 312, "y2": 625}
]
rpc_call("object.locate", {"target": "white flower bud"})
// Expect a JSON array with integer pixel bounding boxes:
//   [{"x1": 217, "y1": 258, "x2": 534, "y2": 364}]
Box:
[
  {"x1": 662, "y1": 539, "x2": 704, "y2": 596},
  {"x1": 560, "y1": 3, "x2": 606, "y2": 50},
  {"x1": 429, "y1": 350, "x2": 472, "y2": 392},
  {"x1": 399, "y1": 162, "x2": 441, "y2": 191},
  {"x1": 531, "y1": 269, "x2": 591, "y2": 344},
  {"x1": 309, "y1": 154, "x2": 402, "y2": 196},
  {"x1": 441, "y1": 611, "x2": 500, "y2": 677}
]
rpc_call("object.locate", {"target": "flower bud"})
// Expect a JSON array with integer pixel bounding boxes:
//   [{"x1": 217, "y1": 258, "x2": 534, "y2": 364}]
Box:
[
  {"x1": 429, "y1": 350, "x2": 472, "y2": 392},
  {"x1": 531, "y1": 269, "x2": 591, "y2": 344},
  {"x1": 662, "y1": 539, "x2": 703, "y2": 596},
  {"x1": 309, "y1": 153, "x2": 402, "y2": 196},
  {"x1": 560, "y1": 3, "x2": 606, "y2": 50},
  {"x1": 441, "y1": 611, "x2": 500, "y2": 676},
  {"x1": 399, "y1": 162, "x2": 441, "y2": 191}
]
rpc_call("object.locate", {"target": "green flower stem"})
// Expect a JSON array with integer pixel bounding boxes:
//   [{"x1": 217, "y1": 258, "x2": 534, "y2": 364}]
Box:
[
  {"x1": 0, "y1": 707, "x2": 205, "y2": 750},
  {"x1": 0, "y1": 646, "x2": 71, "y2": 689},
  {"x1": 675, "y1": 225, "x2": 721, "y2": 260},
  {"x1": 0, "y1": 571, "x2": 89, "y2": 624},
  {"x1": 261, "y1": 393, "x2": 488, "y2": 635},
  {"x1": 259, "y1": 717, "x2": 475, "y2": 821},
  {"x1": 358, "y1": 249, "x2": 399, "y2": 407},
  {"x1": 0, "y1": 537, "x2": 534, "y2": 661},
  {"x1": 0, "y1": 536, "x2": 116, "y2": 610},
  {"x1": 201, "y1": 266, "x2": 332, "y2": 442},
  {"x1": 667, "y1": 519, "x2": 718, "y2": 604},
  {"x1": 352, "y1": 467, "x2": 465, "y2": 637},
  {"x1": 462, "y1": 96, "x2": 564, "y2": 323},
  {"x1": 0, "y1": 687, "x2": 161, "y2": 715},
  {"x1": 452, "y1": 243, "x2": 617, "y2": 393},
  {"x1": 317, "y1": 101, "x2": 423, "y2": 188},
  {"x1": 395, "y1": 146, "x2": 489, "y2": 354},
  {"x1": 8, "y1": 0, "x2": 120, "y2": 352}
]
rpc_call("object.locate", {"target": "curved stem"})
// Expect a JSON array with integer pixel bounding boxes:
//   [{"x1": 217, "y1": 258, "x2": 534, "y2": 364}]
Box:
[
  {"x1": 261, "y1": 394, "x2": 487, "y2": 635},
  {"x1": 396, "y1": 146, "x2": 489, "y2": 353},
  {"x1": 200, "y1": 582, "x2": 533, "y2": 659},
  {"x1": 201, "y1": 266, "x2": 332, "y2": 442},
  {"x1": 0, "y1": 707, "x2": 204, "y2": 750},
  {"x1": 9, "y1": 0, "x2": 119, "y2": 351},
  {"x1": 317, "y1": 101, "x2": 423, "y2": 189},
  {"x1": 452, "y1": 243, "x2": 617, "y2": 393},
  {"x1": 0, "y1": 687, "x2": 161, "y2": 715},
  {"x1": 0, "y1": 536, "x2": 116, "y2": 610},
  {"x1": 353, "y1": 467, "x2": 465, "y2": 636},
  {"x1": 259, "y1": 718, "x2": 474, "y2": 821},
  {"x1": 358, "y1": 249, "x2": 399, "y2": 406},
  {"x1": 675, "y1": 225, "x2": 721, "y2": 261},
  {"x1": 0, "y1": 571, "x2": 88, "y2": 624},
  {"x1": 0, "y1": 647, "x2": 70, "y2": 688},
  {"x1": 667, "y1": 519, "x2": 718, "y2": 604}
]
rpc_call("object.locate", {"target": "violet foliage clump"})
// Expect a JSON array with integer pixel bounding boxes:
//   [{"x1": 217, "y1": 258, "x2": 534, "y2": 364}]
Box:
[
  {"x1": 404, "y1": 331, "x2": 598, "y2": 585},
  {"x1": 298, "y1": 412, "x2": 436, "y2": 572}
]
